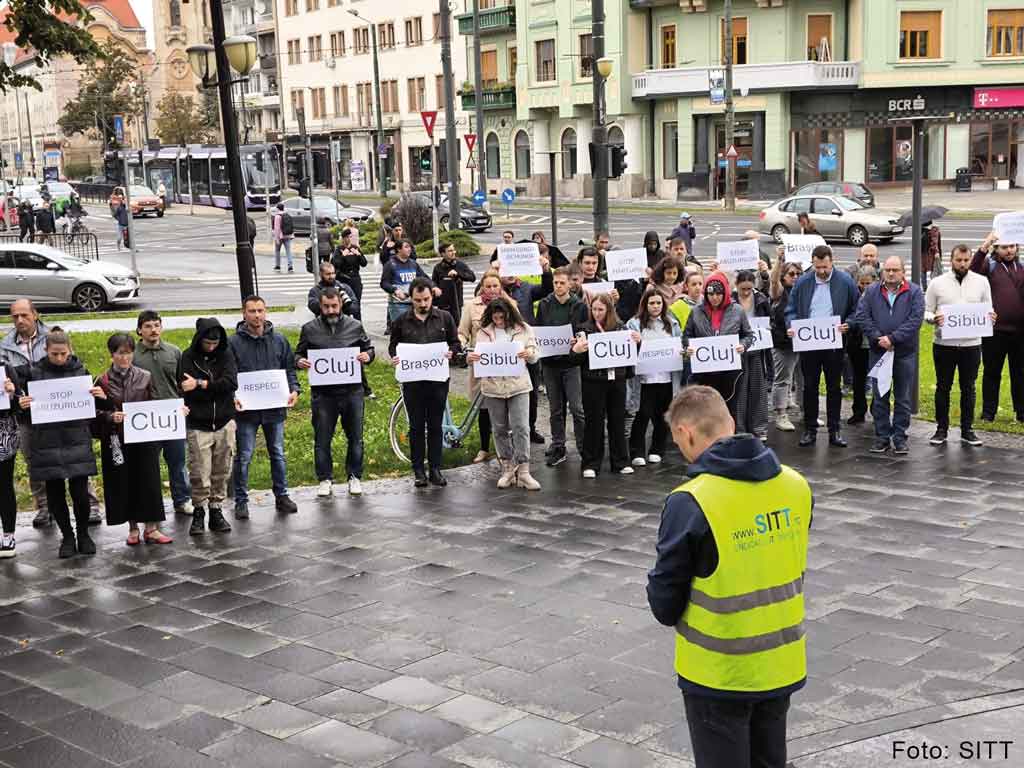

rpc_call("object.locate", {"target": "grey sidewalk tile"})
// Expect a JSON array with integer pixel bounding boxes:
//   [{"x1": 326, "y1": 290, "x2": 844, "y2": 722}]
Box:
[
  {"x1": 363, "y1": 675, "x2": 461, "y2": 711},
  {"x1": 429, "y1": 693, "x2": 528, "y2": 733},
  {"x1": 302, "y1": 687, "x2": 396, "y2": 725},
  {"x1": 145, "y1": 671, "x2": 269, "y2": 716},
  {"x1": 0, "y1": 735, "x2": 116, "y2": 768},
  {"x1": 367, "y1": 708, "x2": 471, "y2": 753},
  {"x1": 833, "y1": 633, "x2": 931, "y2": 665},
  {"x1": 228, "y1": 700, "x2": 326, "y2": 738},
  {"x1": 287, "y1": 719, "x2": 410, "y2": 767},
  {"x1": 566, "y1": 736, "x2": 693, "y2": 768},
  {"x1": 438, "y1": 733, "x2": 583, "y2": 768}
]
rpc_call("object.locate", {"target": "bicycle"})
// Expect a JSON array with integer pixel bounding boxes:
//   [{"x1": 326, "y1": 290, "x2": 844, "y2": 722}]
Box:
[
  {"x1": 388, "y1": 389, "x2": 485, "y2": 463},
  {"x1": 62, "y1": 215, "x2": 90, "y2": 246}
]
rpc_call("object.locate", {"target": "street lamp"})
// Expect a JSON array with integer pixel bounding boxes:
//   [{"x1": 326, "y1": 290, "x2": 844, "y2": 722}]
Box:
[
  {"x1": 186, "y1": 27, "x2": 260, "y2": 301},
  {"x1": 347, "y1": 8, "x2": 387, "y2": 197},
  {"x1": 591, "y1": 0, "x2": 610, "y2": 239}
]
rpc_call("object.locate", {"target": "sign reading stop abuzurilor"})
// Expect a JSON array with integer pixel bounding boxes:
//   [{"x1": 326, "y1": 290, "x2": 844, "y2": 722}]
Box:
[{"x1": 28, "y1": 376, "x2": 96, "y2": 425}]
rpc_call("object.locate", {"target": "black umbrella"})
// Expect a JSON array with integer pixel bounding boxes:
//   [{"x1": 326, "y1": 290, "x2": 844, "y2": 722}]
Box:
[{"x1": 898, "y1": 206, "x2": 948, "y2": 228}]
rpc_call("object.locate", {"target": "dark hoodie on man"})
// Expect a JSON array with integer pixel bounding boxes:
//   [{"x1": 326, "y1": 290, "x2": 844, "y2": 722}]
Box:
[
  {"x1": 647, "y1": 435, "x2": 812, "y2": 700},
  {"x1": 643, "y1": 230, "x2": 664, "y2": 270},
  {"x1": 178, "y1": 318, "x2": 237, "y2": 432}
]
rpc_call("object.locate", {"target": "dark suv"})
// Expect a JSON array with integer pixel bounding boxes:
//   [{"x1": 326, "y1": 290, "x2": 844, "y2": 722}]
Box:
[{"x1": 794, "y1": 181, "x2": 874, "y2": 207}]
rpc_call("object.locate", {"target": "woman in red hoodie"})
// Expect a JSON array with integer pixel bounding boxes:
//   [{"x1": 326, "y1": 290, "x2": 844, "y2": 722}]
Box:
[{"x1": 681, "y1": 271, "x2": 755, "y2": 419}]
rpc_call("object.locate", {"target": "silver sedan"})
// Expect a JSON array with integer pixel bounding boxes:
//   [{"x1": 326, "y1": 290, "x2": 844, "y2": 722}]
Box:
[
  {"x1": 758, "y1": 194, "x2": 904, "y2": 247},
  {"x1": 0, "y1": 243, "x2": 140, "y2": 311}
]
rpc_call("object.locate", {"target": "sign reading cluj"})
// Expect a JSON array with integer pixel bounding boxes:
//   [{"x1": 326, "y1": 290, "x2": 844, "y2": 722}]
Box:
[
  {"x1": 395, "y1": 342, "x2": 450, "y2": 383},
  {"x1": 28, "y1": 376, "x2": 95, "y2": 424},
  {"x1": 790, "y1": 316, "x2": 843, "y2": 352},
  {"x1": 587, "y1": 331, "x2": 637, "y2": 371},
  {"x1": 308, "y1": 348, "x2": 361, "y2": 385},
  {"x1": 688, "y1": 335, "x2": 742, "y2": 373},
  {"x1": 236, "y1": 370, "x2": 290, "y2": 410},
  {"x1": 123, "y1": 399, "x2": 187, "y2": 444}
]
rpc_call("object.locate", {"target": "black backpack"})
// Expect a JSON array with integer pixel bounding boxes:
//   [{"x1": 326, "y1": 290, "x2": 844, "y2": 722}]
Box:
[{"x1": 280, "y1": 212, "x2": 294, "y2": 236}]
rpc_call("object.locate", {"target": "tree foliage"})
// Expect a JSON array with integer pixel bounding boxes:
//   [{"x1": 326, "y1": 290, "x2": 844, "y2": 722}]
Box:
[
  {"x1": 0, "y1": 0, "x2": 102, "y2": 91},
  {"x1": 56, "y1": 38, "x2": 143, "y2": 147},
  {"x1": 155, "y1": 92, "x2": 213, "y2": 146}
]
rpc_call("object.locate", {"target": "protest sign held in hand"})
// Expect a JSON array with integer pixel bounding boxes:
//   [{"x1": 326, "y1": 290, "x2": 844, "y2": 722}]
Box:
[
  {"x1": 605, "y1": 248, "x2": 647, "y2": 281},
  {"x1": 587, "y1": 330, "x2": 637, "y2": 371},
  {"x1": 473, "y1": 341, "x2": 526, "y2": 378},
  {"x1": 582, "y1": 281, "x2": 616, "y2": 299},
  {"x1": 790, "y1": 316, "x2": 843, "y2": 352},
  {"x1": 395, "y1": 342, "x2": 451, "y2": 383},
  {"x1": 497, "y1": 242, "x2": 542, "y2": 277},
  {"x1": 749, "y1": 316, "x2": 774, "y2": 352},
  {"x1": 688, "y1": 335, "x2": 742, "y2": 373},
  {"x1": 533, "y1": 324, "x2": 575, "y2": 358},
  {"x1": 236, "y1": 370, "x2": 290, "y2": 410},
  {"x1": 124, "y1": 399, "x2": 187, "y2": 444},
  {"x1": 715, "y1": 239, "x2": 760, "y2": 272},
  {"x1": 28, "y1": 375, "x2": 96, "y2": 424},
  {"x1": 636, "y1": 336, "x2": 683, "y2": 376},
  {"x1": 939, "y1": 303, "x2": 994, "y2": 340},
  {"x1": 308, "y1": 348, "x2": 362, "y2": 385},
  {"x1": 781, "y1": 234, "x2": 826, "y2": 269},
  {"x1": 994, "y1": 211, "x2": 1024, "y2": 245}
]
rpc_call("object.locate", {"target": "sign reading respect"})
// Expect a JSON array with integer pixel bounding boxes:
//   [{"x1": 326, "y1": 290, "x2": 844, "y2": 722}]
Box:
[{"x1": 236, "y1": 370, "x2": 290, "y2": 410}]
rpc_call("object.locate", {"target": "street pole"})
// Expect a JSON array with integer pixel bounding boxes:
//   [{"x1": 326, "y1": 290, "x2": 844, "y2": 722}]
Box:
[
  {"x1": 370, "y1": 24, "x2": 386, "y2": 198},
  {"x1": 24, "y1": 92, "x2": 35, "y2": 177},
  {"x1": 591, "y1": 0, "x2": 608, "y2": 239},
  {"x1": 440, "y1": 0, "x2": 461, "y2": 225},
  {"x1": 471, "y1": 0, "x2": 485, "y2": 196},
  {"x1": 122, "y1": 152, "x2": 138, "y2": 272},
  {"x1": 723, "y1": 0, "x2": 736, "y2": 213},
  {"x1": 909, "y1": 120, "x2": 924, "y2": 414},
  {"x1": 431, "y1": 138, "x2": 439, "y2": 255},
  {"x1": 187, "y1": 151, "x2": 195, "y2": 216},
  {"x1": 299, "y1": 107, "x2": 318, "y2": 283},
  {"x1": 548, "y1": 151, "x2": 558, "y2": 247},
  {"x1": 265, "y1": 148, "x2": 272, "y2": 244},
  {"x1": 13, "y1": 87, "x2": 23, "y2": 180}
]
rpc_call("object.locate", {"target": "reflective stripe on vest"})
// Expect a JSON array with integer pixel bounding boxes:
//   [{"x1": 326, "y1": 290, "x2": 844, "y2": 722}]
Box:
[{"x1": 672, "y1": 467, "x2": 811, "y2": 693}]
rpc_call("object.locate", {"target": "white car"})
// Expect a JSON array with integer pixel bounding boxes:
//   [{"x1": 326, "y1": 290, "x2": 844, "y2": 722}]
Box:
[{"x1": 0, "y1": 243, "x2": 141, "y2": 311}]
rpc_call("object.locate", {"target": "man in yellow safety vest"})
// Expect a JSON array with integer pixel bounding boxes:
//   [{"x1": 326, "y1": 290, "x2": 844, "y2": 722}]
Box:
[{"x1": 647, "y1": 385, "x2": 812, "y2": 768}]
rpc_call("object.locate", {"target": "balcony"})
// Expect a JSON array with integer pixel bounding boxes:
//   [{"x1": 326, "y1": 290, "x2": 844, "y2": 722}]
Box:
[
  {"x1": 460, "y1": 84, "x2": 516, "y2": 110},
  {"x1": 455, "y1": 5, "x2": 515, "y2": 36},
  {"x1": 633, "y1": 60, "x2": 860, "y2": 98},
  {"x1": 259, "y1": 54, "x2": 276, "y2": 72}
]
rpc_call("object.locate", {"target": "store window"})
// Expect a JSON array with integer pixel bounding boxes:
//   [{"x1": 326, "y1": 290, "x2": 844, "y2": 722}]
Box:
[
  {"x1": 970, "y1": 122, "x2": 1016, "y2": 178},
  {"x1": 987, "y1": 10, "x2": 1024, "y2": 57},
  {"x1": 792, "y1": 129, "x2": 843, "y2": 187},
  {"x1": 514, "y1": 131, "x2": 530, "y2": 179},
  {"x1": 663, "y1": 122, "x2": 678, "y2": 180},
  {"x1": 807, "y1": 14, "x2": 832, "y2": 60},
  {"x1": 561, "y1": 128, "x2": 577, "y2": 179},
  {"x1": 868, "y1": 124, "x2": 945, "y2": 182},
  {"x1": 721, "y1": 17, "x2": 748, "y2": 65},
  {"x1": 899, "y1": 10, "x2": 941, "y2": 59},
  {"x1": 485, "y1": 133, "x2": 501, "y2": 179},
  {"x1": 661, "y1": 25, "x2": 676, "y2": 68}
]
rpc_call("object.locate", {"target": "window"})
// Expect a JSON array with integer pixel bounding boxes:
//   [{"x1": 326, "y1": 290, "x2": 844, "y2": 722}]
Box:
[
  {"x1": 290, "y1": 89, "x2": 305, "y2": 121},
  {"x1": 721, "y1": 17, "x2": 747, "y2": 65},
  {"x1": 867, "y1": 124, "x2": 945, "y2": 182},
  {"x1": 378, "y1": 22, "x2": 396, "y2": 50},
  {"x1": 354, "y1": 27, "x2": 369, "y2": 55},
  {"x1": 169, "y1": 0, "x2": 181, "y2": 27},
  {"x1": 357, "y1": 82, "x2": 373, "y2": 120},
  {"x1": 305, "y1": 0, "x2": 318, "y2": 11},
  {"x1": 514, "y1": 131, "x2": 530, "y2": 179},
  {"x1": 382, "y1": 79, "x2": 399, "y2": 113},
  {"x1": 308, "y1": 35, "x2": 323, "y2": 62},
  {"x1": 12, "y1": 251, "x2": 50, "y2": 270},
  {"x1": 607, "y1": 126, "x2": 624, "y2": 178},
  {"x1": 485, "y1": 133, "x2": 501, "y2": 178},
  {"x1": 987, "y1": 10, "x2": 1024, "y2": 57},
  {"x1": 661, "y1": 25, "x2": 676, "y2": 68},
  {"x1": 407, "y1": 77, "x2": 425, "y2": 111},
  {"x1": 807, "y1": 14, "x2": 832, "y2": 60},
  {"x1": 330, "y1": 31, "x2": 346, "y2": 57},
  {"x1": 561, "y1": 128, "x2": 577, "y2": 179},
  {"x1": 508, "y1": 46, "x2": 517, "y2": 79},
  {"x1": 792, "y1": 129, "x2": 843, "y2": 187},
  {"x1": 433, "y1": 12, "x2": 441, "y2": 40},
  {"x1": 436, "y1": 75, "x2": 444, "y2": 107},
  {"x1": 284, "y1": 0, "x2": 298, "y2": 16},
  {"x1": 663, "y1": 122, "x2": 678, "y2": 179},
  {"x1": 480, "y1": 50, "x2": 498, "y2": 87},
  {"x1": 899, "y1": 10, "x2": 941, "y2": 59},
  {"x1": 579, "y1": 33, "x2": 593, "y2": 78},
  {"x1": 333, "y1": 85, "x2": 348, "y2": 117},
  {"x1": 405, "y1": 17, "x2": 423, "y2": 46},
  {"x1": 536, "y1": 39, "x2": 555, "y2": 82},
  {"x1": 311, "y1": 87, "x2": 326, "y2": 119},
  {"x1": 287, "y1": 39, "x2": 300, "y2": 65}
]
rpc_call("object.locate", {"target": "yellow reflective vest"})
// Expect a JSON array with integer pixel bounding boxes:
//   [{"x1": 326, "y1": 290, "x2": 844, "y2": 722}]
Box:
[{"x1": 672, "y1": 467, "x2": 811, "y2": 693}]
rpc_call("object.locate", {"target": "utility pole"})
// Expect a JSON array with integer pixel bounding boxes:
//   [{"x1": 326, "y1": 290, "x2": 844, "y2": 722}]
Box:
[
  {"x1": 471, "y1": 0, "x2": 485, "y2": 196},
  {"x1": 299, "y1": 107, "x2": 318, "y2": 283},
  {"x1": 723, "y1": 0, "x2": 736, "y2": 213},
  {"x1": 548, "y1": 151, "x2": 558, "y2": 246},
  {"x1": 591, "y1": 0, "x2": 608, "y2": 239},
  {"x1": 371, "y1": 21, "x2": 386, "y2": 197},
  {"x1": 24, "y1": 92, "x2": 35, "y2": 177},
  {"x1": 440, "y1": 0, "x2": 460, "y2": 225}
]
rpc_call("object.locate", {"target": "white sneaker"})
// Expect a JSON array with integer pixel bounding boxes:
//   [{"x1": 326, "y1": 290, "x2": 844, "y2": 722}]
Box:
[
  {"x1": 816, "y1": 417, "x2": 825, "y2": 427},
  {"x1": 776, "y1": 414, "x2": 795, "y2": 432},
  {"x1": 582, "y1": 469, "x2": 597, "y2": 479},
  {"x1": 174, "y1": 500, "x2": 193, "y2": 515},
  {"x1": 647, "y1": 454, "x2": 662, "y2": 464},
  {"x1": 348, "y1": 477, "x2": 362, "y2": 496},
  {"x1": 317, "y1": 480, "x2": 333, "y2": 497},
  {"x1": 619, "y1": 466, "x2": 634, "y2": 475},
  {"x1": 631, "y1": 457, "x2": 646, "y2": 467}
]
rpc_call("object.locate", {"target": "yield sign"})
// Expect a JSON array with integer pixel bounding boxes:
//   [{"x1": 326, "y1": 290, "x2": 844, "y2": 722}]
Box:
[
  {"x1": 726, "y1": 144, "x2": 739, "y2": 159},
  {"x1": 464, "y1": 133, "x2": 477, "y2": 154},
  {"x1": 420, "y1": 110, "x2": 438, "y2": 139}
]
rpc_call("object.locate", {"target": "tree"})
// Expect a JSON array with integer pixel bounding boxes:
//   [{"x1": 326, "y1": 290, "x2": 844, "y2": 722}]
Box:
[
  {"x1": 199, "y1": 87, "x2": 222, "y2": 142},
  {"x1": 57, "y1": 38, "x2": 143, "y2": 148},
  {"x1": 155, "y1": 92, "x2": 212, "y2": 146},
  {"x1": 0, "y1": 0, "x2": 101, "y2": 91}
]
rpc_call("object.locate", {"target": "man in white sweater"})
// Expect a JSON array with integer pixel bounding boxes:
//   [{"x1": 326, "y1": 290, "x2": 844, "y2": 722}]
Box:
[{"x1": 925, "y1": 244, "x2": 997, "y2": 447}]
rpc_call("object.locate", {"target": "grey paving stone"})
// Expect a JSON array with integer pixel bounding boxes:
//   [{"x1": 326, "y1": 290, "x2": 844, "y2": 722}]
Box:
[
  {"x1": 367, "y1": 708, "x2": 471, "y2": 753},
  {"x1": 396, "y1": 650, "x2": 496, "y2": 688},
  {"x1": 244, "y1": 670, "x2": 337, "y2": 704},
  {"x1": 0, "y1": 687, "x2": 80, "y2": 724},
  {"x1": 180, "y1": 590, "x2": 260, "y2": 615},
  {"x1": 574, "y1": 698, "x2": 679, "y2": 745},
  {"x1": 123, "y1": 742, "x2": 228, "y2": 768},
  {"x1": 831, "y1": 660, "x2": 931, "y2": 697},
  {"x1": 492, "y1": 714, "x2": 600, "y2": 757},
  {"x1": 203, "y1": 728, "x2": 337, "y2": 768},
  {"x1": 183, "y1": 622, "x2": 285, "y2": 657},
  {"x1": 833, "y1": 632, "x2": 930, "y2": 665},
  {"x1": 37, "y1": 708, "x2": 151, "y2": 765},
  {"x1": 253, "y1": 642, "x2": 339, "y2": 673},
  {"x1": 900, "y1": 605, "x2": 1023, "y2": 638},
  {"x1": 363, "y1": 675, "x2": 461, "y2": 711},
  {"x1": 99, "y1": 625, "x2": 202, "y2": 659},
  {"x1": 380, "y1": 752, "x2": 469, "y2": 768},
  {"x1": 124, "y1": 604, "x2": 217, "y2": 633},
  {"x1": 73, "y1": 642, "x2": 181, "y2": 687},
  {"x1": 914, "y1": 675, "x2": 1005, "y2": 704},
  {"x1": 908, "y1": 647, "x2": 1014, "y2": 681},
  {"x1": 7, "y1": 596, "x2": 80, "y2": 619},
  {"x1": 161, "y1": 712, "x2": 244, "y2": 751},
  {"x1": 34, "y1": 665, "x2": 141, "y2": 709},
  {"x1": 0, "y1": 714, "x2": 41, "y2": 750},
  {"x1": 439, "y1": 733, "x2": 582, "y2": 768},
  {"x1": 567, "y1": 736, "x2": 692, "y2": 768},
  {"x1": 258, "y1": 611, "x2": 340, "y2": 640},
  {"x1": 311, "y1": 658, "x2": 398, "y2": 691},
  {"x1": 302, "y1": 687, "x2": 396, "y2": 725},
  {"x1": 287, "y1": 718, "x2": 410, "y2": 767},
  {"x1": 228, "y1": 700, "x2": 326, "y2": 738},
  {"x1": 430, "y1": 693, "x2": 528, "y2": 733},
  {"x1": 169, "y1": 646, "x2": 278, "y2": 688},
  {"x1": 0, "y1": 734, "x2": 116, "y2": 768},
  {"x1": 0, "y1": 612, "x2": 66, "y2": 642},
  {"x1": 145, "y1": 671, "x2": 269, "y2": 716}
]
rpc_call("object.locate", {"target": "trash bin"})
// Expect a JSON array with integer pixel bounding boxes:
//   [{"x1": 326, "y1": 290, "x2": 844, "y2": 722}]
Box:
[{"x1": 955, "y1": 167, "x2": 972, "y2": 193}]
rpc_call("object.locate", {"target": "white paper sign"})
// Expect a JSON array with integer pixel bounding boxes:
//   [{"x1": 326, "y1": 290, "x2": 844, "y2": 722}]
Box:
[
  {"x1": 28, "y1": 376, "x2": 96, "y2": 424},
  {"x1": 688, "y1": 335, "x2": 743, "y2": 373},
  {"x1": 605, "y1": 248, "x2": 647, "y2": 281},
  {"x1": 395, "y1": 342, "x2": 450, "y2": 383},
  {"x1": 236, "y1": 369, "x2": 290, "y2": 410},
  {"x1": 473, "y1": 341, "x2": 526, "y2": 378},
  {"x1": 869, "y1": 349, "x2": 894, "y2": 396},
  {"x1": 790, "y1": 316, "x2": 843, "y2": 352},
  {"x1": 715, "y1": 239, "x2": 760, "y2": 271},
  {"x1": 0, "y1": 391, "x2": 8, "y2": 411},
  {"x1": 533, "y1": 324, "x2": 575, "y2": 358},
  {"x1": 308, "y1": 348, "x2": 361, "y2": 385},
  {"x1": 940, "y1": 303, "x2": 994, "y2": 340},
  {"x1": 497, "y1": 243, "x2": 542, "y2": 277},
  {"x1": 782, "y1": 234, "x2": 827, "y2": 269},
  {"x1": 587, "y1": 330, "x2": 637, "y2": 371},
  {"x1": 582, "y1": 281, "x2": 615, "y2": 298},
  {"x1": 994, "y1": 212, "x2": 1024, "y2": 245},
  {"x1": 749, "y1": 316, "x2": 774, "y2": 352},
  {"x1": 123, "y1": 398, "x2": 186, "y2": 444},
  {"x1": 636, "y1": 336, "x2": 683, "y2": 376}
]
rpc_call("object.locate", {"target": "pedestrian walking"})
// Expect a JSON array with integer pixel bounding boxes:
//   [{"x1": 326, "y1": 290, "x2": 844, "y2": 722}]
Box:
[
  {"x1": 0, "y1": 365, "x2": 20, "y2": 558},
  {"x1": 459, "y1": 271, "x2": 506, "y2": 463},
  {"x1": 272, "y1": 202, "x2": 294, "y2": 272},
  {"x1": 733, "y1": 270, "x2": 772, "y2": 442},
  {"x1": 179, "y1": 318, "x2": 237, "y2": 535},
  {"x1": 381, "y1": 239, "x2": 432, "y2": 325},
  {"x1": 468, "y1": 297, "x2": 541, "y2": 490},
  {"x1": 17, "y1": 199, "x2": 34, "y2": 242},
  {"x1": 669, "y1": 212, "x2": 696, "y2": 258},
  {"x1": 229, "y1": 296, "x2": 300, "y2": 519},
  {"x1": 297, "y1": 288, "x2": 374, "y2": 498},
  {"x1": 854, "y1": 256, "x2": 925, "y2": 454},
  {"x1": 925, "y1": 244, "x2": 993, "y2": 446},
  {"x1": 648, "y1": 384, "x2": 811, "y2": 768},
  {"x1": 845, "y1": 265, "x2": 878, "y2": 426},
  {"x1": 95, "y1": 334, "x2": 171, "y2": 546},
  {"x1": 431, "y1": 241, "x2": 476, "y2": 326},
  {"x1": 246, "y1": 215, "x2": 257, "y2": 253},
  {"x1": 769, "y1": 260, "x2": 803, "y2": 432},
  {"x1": 388, "y1": 277, "x2": 460, "y2": 488},
  {"x1": 332, "y1": 227, "x2": 368, "y2": 311},
  {"x1": 114, "y1": 200, "x2": 130, "y2": 250}
]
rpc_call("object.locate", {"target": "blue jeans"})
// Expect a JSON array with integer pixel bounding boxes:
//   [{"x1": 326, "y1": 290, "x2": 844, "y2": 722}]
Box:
[
  {"x1": 161, "y1": 438, "x2": 191, "y2": 506},
  {"x1": 233, "y1": 419, "x2": 287, "y2": 503},
  {"x1": 312, "y1": 388, "x2": 365, "y2": 481},
  {"x1": 274, "y1": 238, "x2": 293, "y2": 269},
  {"x1": 388, "y1": 298, "x2": 412, "y2": 323},
  {"x1": 870, "y1": 351, "x2": 915, "y2": 444}
]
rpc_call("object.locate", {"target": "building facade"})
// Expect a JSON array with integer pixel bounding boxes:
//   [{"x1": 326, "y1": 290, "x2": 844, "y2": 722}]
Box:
[{"x1": 224, "y1": 0, "x2": 282, "y2": 143}]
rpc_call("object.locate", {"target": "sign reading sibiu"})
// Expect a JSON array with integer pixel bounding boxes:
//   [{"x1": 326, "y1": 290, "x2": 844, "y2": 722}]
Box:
[
  {"x1": 940, "y1": 303, "x2": 994, "y2": 340},
  {"x1": 587, "y1": 331, "x2": 637, "y2": 371},
  {"x1": 123, "y1": 399, "x2": 187, "y2": 444},
  {"x1": 790, "y1": 316, "x2": 843, "y2": 352},
  {"x1": 636, "y1": 337, "x2": 683, "y2": 376},
  {"x1": 395, "y1": 342, "x2": 450, "y2": 383},
  {"x1": 236, "y1": 370, "x2": 290, "y2": 410},
  {"x1": 688, "y1": 335, "x2": 742, "y2": 374},
  {"x1": 497, "y1": 243, "x2": 542, "y2": 277},
  {"x1": 307, "y1": 348, "x2": 361, "y2": 385},
  {"x1": 532, "y1": 325, "x2": 574, "y2": 359},
  {"x1": 473, "y1": 341, "x2": 526, "y2": 378},
  {"x1": 28, "y1": 376, "x2": 96, "y2": 424}
]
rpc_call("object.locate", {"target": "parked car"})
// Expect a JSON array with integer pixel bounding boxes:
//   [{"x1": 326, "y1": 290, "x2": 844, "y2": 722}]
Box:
[
  {"x1": 410, "y1": 191, "x2": 493, "y2": 232},
  {"x1": 758, "y1": 194, "x2": 904, "y2": 247},
  {"x1": 81, "y1": 175, "x2": 106, "y2": 184},
  {"x1": 0, "y1": 243, "x2": 140, "y2": 311},
  {"x1": 280, "y1": 196, "x2": 374, "y2": 236},
  {"x1": 794, "y1": 181, "x2": 875, "y2": 207}
]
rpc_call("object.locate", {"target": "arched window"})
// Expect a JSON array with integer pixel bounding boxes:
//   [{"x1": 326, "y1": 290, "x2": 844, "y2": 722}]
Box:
[
  {"x1": 607, "y1": 126, "x2": 624, "y2": 178},
  {"x1": 514, "y1": 130, "x2": 530, "y2": 179},
  {"x1": 485, "y1": 133, "x2": 501, "y2": 179},
  {"x1": 561, "y1": 128, "x2": 577, "y2": 179},
  {"x1": 169, "y1": 0, "x2": 182, "y2": 26}
]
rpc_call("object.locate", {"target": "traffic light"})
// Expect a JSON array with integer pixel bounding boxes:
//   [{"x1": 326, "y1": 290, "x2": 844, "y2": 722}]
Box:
[
  {"x1": 419, "y1": 147, "x2": 432, "y2": 172},
  {"x1": 298, "y1": 178, "x2": 310, "y2": 198},
  {"x1": 610, "y1": 145, "x2": 628, "y2": 178},
  {"x1": 286, "y1": 155, "x2": 303, "y2": 191}
]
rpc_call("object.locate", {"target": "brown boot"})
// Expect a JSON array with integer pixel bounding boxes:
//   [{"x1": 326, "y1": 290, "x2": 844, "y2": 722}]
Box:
[
  {"x1": 496, "y1": 460, "x2": 517, "y2": 489},
  {"x1": 515, "y1": 463, "x2": 541, "y2": 491}
]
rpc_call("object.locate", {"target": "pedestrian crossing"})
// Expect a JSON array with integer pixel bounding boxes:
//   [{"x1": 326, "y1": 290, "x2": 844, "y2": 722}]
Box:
[{"x1": 503, "y1": 213, "x2": 588, "y2": 226}]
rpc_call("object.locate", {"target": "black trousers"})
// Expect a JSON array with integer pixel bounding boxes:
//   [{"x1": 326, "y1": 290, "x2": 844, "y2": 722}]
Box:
[
  {"x1": 981, "y1": 330, "x2": 1024, "y2": 419},
  {"x1": 847, "y1": 345, "x2": 869, "y2": 418},
  {"x1": 800, "y1": 348, "x2": 844, "y2": 432},
  {"x1": 46, "y1": 476, "x2": 91, "y2": 539},
  {"x1": 527, "y1": 361, "x2": 540, "y2": 432},
  {"x1": 402, "y1": 381, "x2": 448, "y2": 473},
  {"x1": 0, "y1": 457, "x2": 15, "y2": 534},
  {"x1": 478, "y1": 408, "x2": 492, "y2": 453},
  {"x1": 934, "y1": 344, "x2": 982, "y2": 430},
  {"x1": 683, "y1": 693, "x2": 790, "y2": 768},
  {"x1": 694, "y1": 371, "x2": 743, "y2": 420},
  {"x1": 630, "y1": 382, "x2": 673, "y2": 459},
  {"x1": 581, "y1": 378, "x2": 628, "y2": 473}
]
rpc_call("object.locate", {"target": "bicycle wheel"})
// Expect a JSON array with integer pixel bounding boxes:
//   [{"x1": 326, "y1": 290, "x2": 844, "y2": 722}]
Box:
[{"x1": 388, "y1": 395, "x2": 412, "y2": 464}]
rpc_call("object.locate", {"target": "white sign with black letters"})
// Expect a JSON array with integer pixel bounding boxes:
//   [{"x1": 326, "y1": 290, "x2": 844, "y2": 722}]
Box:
[
  {"x1": 395, "y1": 342, "x2": 450, "y2": 383},
  {"x1": 993, "y1": 211, "x2": 1024, "y2": 245},
  {"x1": 473, "y1": 341, "x2": 526, "y2": 378},
  {"x1": 587, "y1": 330, "x2": 637, "y2": 371},
  {"x1": 790, "y1": 316, "x2": 843, "y2": 352},
  {"x1": 715, "y1": 239, "x2": 760, "y2": 271},
  {"x1": 308, "y1": 348, "x2": 361, "y2": 385},
  {"x1": 582, "y1": 281, "x2": 616, "y2": 299},
  {"x1": 28, "y1": 376, "x2": 95, "y2": 424},
  {"x1": 497, "y1": 242, "x2": 542, "y2": 277},
  {"x1": 688, "y1": 335, "x2": 742, "y2": 373},
  {"x1": 532, "y1": 324, "x2": 575, "y2": 359},
  {"x1": 605, "y1": 248, "x2": 648, "y2": 281},
  {"x1": 123, "y1": 398, "x2": 186, "y2": 444},
  {"x1": 236, "y1": 370, "x2": 290, "y2": 410},
  {"x1": 636, "y1": 336, "x2": 683, "y2": 376},
  {"x1": 940, "y1": 303, "x2": 993, "y2": 340},
  {"x1": 749, "y1": 317, "x2": 774, "y2": 352},
  {"x1": 781, "y1": 234, "x2": 826, "y2": 269}
]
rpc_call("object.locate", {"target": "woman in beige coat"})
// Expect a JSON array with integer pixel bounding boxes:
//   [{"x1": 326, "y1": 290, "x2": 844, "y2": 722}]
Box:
[{"x1": 458, "y1": 270, "x2": 507, "y2": 462}]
